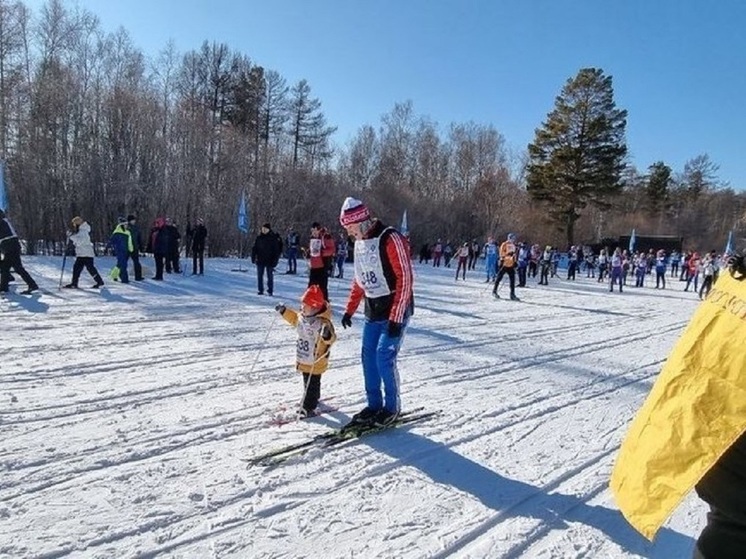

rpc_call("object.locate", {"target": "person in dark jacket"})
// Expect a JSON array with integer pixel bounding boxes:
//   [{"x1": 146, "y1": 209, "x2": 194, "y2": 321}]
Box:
[
  {"x1": 0, "y1": 207, "x2": 38, "y2": 294},
  {"x1": 127, "y1": 214, "x2": 144, "y2": 281},
  {"x1": 164, "y1": 218, "x2": 181, "y2": 274},
  {"x1": 285, "y1": 227, "x2": 299, "y2": 274},
  {"x1": 251, "y1": 222, "x2": 283, "y2": 295},
  {"x1": 189, "y1": 218, "x2": 208, "y2": 275},
  {"x1": 694, "y1": 430, "x2": 746, "y2": 558},
  {"x1": 147, "y1": 217, "x2": 168, "y2": 280}
]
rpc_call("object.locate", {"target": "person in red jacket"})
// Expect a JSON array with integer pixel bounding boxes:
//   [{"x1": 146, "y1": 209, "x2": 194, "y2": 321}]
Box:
[
  {"x1": 321, "y1": 227, "x2": 336, "y2": 278},
  {"x1": 308, "y1": 222, "x2": 330, "y2": 301},
  {"x1": 339, "y1": 197, "x2": 414, "y2": 428}
]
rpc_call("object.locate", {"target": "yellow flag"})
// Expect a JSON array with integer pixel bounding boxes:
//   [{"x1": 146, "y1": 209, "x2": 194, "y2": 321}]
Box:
[{"x1": 610, "y1": 272, "x2": 746, "y2": 539}]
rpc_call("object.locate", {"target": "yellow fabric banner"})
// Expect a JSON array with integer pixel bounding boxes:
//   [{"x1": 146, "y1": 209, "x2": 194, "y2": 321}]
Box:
[{"x1": 610, "y1": 272, "x2": 746, "y2": 540}]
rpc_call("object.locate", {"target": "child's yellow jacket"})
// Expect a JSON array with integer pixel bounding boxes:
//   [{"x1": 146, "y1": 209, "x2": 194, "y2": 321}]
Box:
[{"x1": 279, "y1": 305, "x2": 336, "y2": 374}]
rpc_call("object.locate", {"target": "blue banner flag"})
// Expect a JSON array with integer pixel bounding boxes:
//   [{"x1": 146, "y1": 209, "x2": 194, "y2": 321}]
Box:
[
  {"x1": 237, "y1": 191, "x2": 249, "y2": 233},
  {"x1": 400, "y1": 209, "x2": 408, "y2": 235},
  {"x1": 725, "y1": 230, "x2": 734, "y2": 255},
  {"x1": 628, "y1": 228, "x2": 637, "y2": 252},
  {"x1": 0, "y1": 160, "x2": 7, "y2": 211}
]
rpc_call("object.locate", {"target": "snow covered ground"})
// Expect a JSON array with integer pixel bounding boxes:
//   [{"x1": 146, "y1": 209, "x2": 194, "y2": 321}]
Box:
[{"x1": 2, "y1": 256, "x2": 706, "y2": 558}]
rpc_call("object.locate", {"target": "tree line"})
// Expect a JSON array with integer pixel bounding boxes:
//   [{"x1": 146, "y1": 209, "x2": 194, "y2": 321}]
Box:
[{"x1": 1, "y1": 0, "x2": 743, "y2": 256}]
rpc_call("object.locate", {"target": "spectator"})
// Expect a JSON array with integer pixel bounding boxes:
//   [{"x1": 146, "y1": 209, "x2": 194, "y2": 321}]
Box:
[
  {"x1": 127, "y1": 214, "x2": 144, "y2": 281},
  {"x1": 190, "y1": 218, "x2": 208, "y2": 275},
  {"x1": 251, "y1": 223, "x2": 283, "y2": 296}
]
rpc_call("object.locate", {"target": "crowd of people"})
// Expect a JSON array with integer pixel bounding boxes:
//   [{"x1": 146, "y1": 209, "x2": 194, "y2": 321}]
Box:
[
  {"x1": 416, "y1": 234, "x2": 729, "y2": 301},
  {"x1": 0, "y1": 211, "x2": 211, "y2": 294},
  {"x1": 82, "y1": 214, "x2": 209, "y2": 285}
]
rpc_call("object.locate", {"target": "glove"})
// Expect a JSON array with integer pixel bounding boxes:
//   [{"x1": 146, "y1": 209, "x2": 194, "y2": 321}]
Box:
[
  {"x1": 320, "y1": 324, "x2": 333, "y2": 341},
  {"x1": 274, "y1": 304, "x2": 286, "y2": 314},
  {"x1": 341, "y1": 313, "x2": 352, "y2": 329},
  {"x1": 387, "y1": 321, "x2": 402, "y2": 338}
]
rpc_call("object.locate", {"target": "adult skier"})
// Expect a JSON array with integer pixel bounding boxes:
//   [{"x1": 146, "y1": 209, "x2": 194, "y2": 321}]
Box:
[
  {"x1": 493, "y1": 232, "x2": 518, "y2": 300},
  {"x1": 484, "y1": 236, "x2": 498, "y2": 283},
  {"x1": 339, "y1": 197, "x2": 414, "y2": 428}
]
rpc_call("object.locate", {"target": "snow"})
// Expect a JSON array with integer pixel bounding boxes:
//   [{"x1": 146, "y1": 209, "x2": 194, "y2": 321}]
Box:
[{"x1": 2, "y1": 256, "x2": 706, "y2": 558}]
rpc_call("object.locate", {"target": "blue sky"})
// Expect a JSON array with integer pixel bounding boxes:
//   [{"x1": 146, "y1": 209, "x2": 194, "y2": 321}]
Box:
[{"x1": 34, "y1": 0, "x2": 746, "y2": 188}]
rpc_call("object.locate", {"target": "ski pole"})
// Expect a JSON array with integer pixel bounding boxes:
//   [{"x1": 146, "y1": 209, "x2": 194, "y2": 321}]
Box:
[
  {"x1": 493, "y1": 262, "x2": 505, "y2": 294},
  {"x1": 58, "y1": 251, "x2": 68, "y2": 290},
  {"x1": 246, "y1": 311, "x2": 279, "y2": 381}
]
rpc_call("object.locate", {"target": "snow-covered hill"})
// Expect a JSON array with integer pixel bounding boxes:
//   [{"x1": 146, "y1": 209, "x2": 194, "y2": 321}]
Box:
[{"x1": 2, "y1": 256, "x2": 705, "y2": 558}]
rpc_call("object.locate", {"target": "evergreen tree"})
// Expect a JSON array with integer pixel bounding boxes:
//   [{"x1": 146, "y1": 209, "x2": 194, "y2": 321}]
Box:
[
  {"x1": 526, "y1": 68, "x2": 628, "y2": 246},
  {"x1": 288, "y1": 79, "x2": 336, "y2": 169},
  {"x1": 646, "y1": 161, "x2": 672, "y2": 215}
]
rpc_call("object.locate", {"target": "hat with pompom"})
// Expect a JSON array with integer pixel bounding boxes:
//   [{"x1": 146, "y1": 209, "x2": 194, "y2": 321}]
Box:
[
  {"x1": 301, "y1": 284, "x2": 325, "y2": 309},
  {"x1": 339, "y1": 197, "x2": 371, "y2": 226}
]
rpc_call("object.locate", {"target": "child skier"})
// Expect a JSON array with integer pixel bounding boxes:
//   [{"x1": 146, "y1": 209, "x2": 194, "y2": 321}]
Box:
[{"x1": 275, "y1": 284, "x2": 337, "y2": 417}]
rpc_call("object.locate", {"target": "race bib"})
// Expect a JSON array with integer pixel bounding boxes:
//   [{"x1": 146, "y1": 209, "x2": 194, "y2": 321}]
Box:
[
  {"x1": 354, "y1": 231, "x2": 392, "y2": 299},
  {"x1": 296, "y1": 320, "x2": 317, "y2": 365},
  {"x1": 309, "y1": 238, "x2": 322, "y2": 258}
]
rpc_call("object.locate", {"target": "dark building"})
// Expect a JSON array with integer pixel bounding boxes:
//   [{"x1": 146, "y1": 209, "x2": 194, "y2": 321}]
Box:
[{"x1": 590, "y1": 235, "x2": 684, "y2": 254}]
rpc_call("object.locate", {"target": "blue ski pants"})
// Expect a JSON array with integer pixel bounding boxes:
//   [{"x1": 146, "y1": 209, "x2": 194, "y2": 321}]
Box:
[
  {"x1": 116, "y1": 251, "x2": 129, "y2": 283},
  {"x1": 486, "y1": 255, "x2": 497, "y2": 280},
  {"x1": 361, "y1": 317, "x2": 409, "y2": 414}
]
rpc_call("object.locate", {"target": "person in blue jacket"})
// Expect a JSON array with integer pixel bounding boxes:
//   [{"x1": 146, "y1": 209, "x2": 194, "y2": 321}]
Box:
[{"x1": 109, "y1": 217, "x2": 133, "y2": 283}]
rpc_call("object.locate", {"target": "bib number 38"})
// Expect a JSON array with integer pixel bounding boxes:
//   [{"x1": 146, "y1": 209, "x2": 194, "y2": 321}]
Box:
[{"x1": 361, "y1": 270, "x2": 378, "y2": 287}]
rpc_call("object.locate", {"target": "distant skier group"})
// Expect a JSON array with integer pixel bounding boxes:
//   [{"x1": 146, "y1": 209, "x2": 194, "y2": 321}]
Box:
[{"x1": 419, "y1": 229, "x2": 729, "y2": 303}]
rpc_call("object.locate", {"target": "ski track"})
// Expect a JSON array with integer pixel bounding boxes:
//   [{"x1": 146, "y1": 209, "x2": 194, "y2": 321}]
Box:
[
  {"x1": 132, "y1": 355, "x2": 669, "y2": 558},
  {"x1": 2, "y1": 258, "x2": 702, "y2": 558}
]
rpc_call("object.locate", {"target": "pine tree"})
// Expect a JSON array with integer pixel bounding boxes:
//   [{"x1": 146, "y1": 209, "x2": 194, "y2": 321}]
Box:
[
  {"x1": 527, "y1": 68, "x2": 628, "y2": 246},
  {"x1": 646, "y1": 161, "x2": 672, "y2": 215}
]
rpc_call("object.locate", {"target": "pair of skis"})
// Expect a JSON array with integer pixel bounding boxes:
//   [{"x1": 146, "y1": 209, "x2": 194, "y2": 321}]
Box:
[{"x1": 246, "y1": 408, "x2": 438, "y2": 467}]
